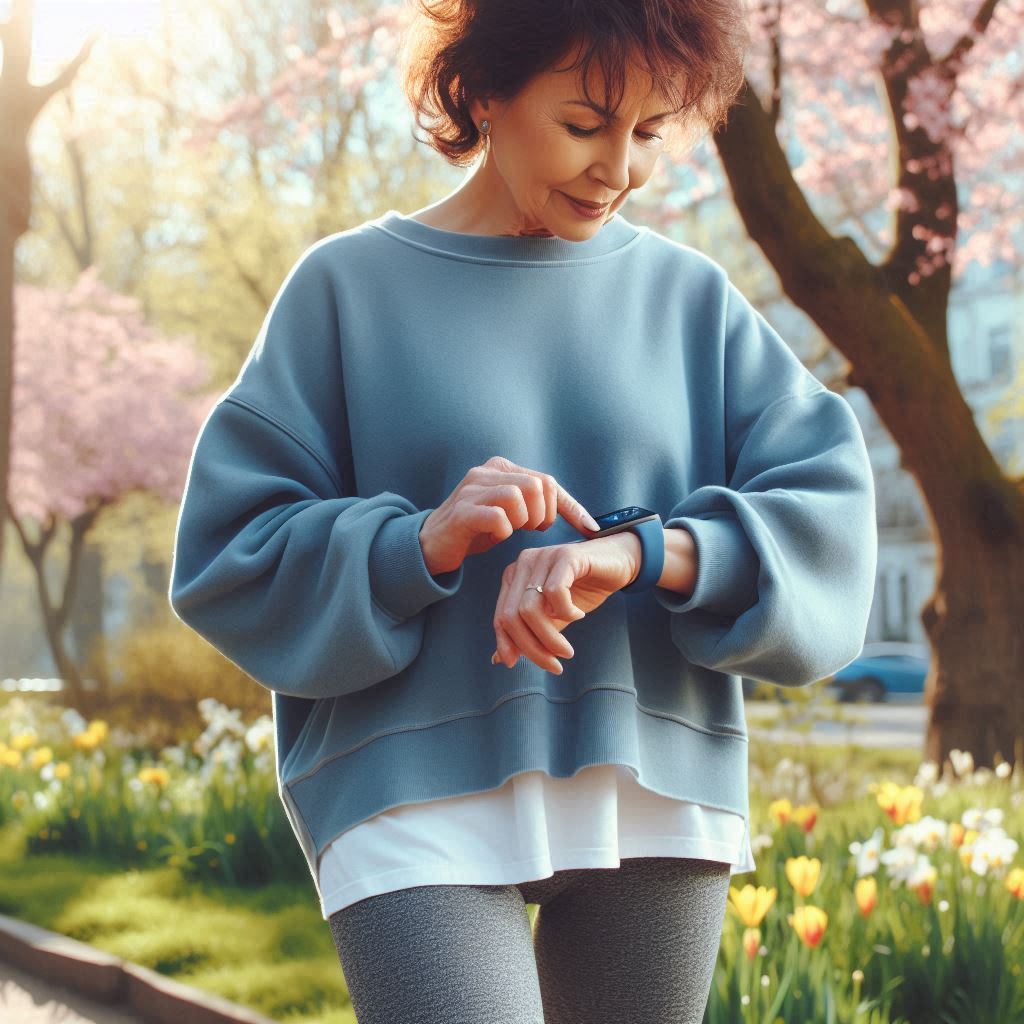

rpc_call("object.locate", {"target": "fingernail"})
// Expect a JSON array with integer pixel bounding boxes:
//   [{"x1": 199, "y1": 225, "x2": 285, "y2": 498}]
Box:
[
  {"x1": 491, "y1": 652, "x2": 499, "y2": 665},
  {"x1": 584, "y1": 512, "x2": 600, "y2": 531}
]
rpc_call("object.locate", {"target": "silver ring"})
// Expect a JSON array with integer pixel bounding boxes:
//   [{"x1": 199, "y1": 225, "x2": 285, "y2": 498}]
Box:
[{"x1": 526, "y1": 584, "x2": 544, "y2": 594}]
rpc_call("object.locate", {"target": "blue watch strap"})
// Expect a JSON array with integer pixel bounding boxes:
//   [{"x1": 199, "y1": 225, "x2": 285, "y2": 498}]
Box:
[{"x1": 621, "y1": 515, "x2": 664, "y2": 593}]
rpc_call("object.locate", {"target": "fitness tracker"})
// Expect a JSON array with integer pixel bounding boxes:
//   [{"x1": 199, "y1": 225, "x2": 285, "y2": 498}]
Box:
[{"x1": 589, "y1": 505, "x2": 664, "y2": 593}]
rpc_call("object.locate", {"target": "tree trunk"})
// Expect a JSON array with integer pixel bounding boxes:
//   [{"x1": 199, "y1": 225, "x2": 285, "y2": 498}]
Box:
[{"x1": 711, "y1": 63, "x2": 1024, "y2": 770}]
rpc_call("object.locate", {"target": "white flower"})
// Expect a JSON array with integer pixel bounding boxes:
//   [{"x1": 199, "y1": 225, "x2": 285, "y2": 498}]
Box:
[
  {"x1": 60, "y1": 708, "x2": 89, "y2": 735},
  {"x1": 968, "y1": 828, "x2": 1018, "y2": 877},
  {"x1": 949, "y1": 749, "x2": 974, "y2": 778},
  {"x1": 879, "y1": 843, "x2": 919, "y2": 883},
  {"x1": 245, "y1": 716, "x2": 274, "y2": 754},
  {"x1": 849, "y1": 826, "x2": 885, "y2": 876}
]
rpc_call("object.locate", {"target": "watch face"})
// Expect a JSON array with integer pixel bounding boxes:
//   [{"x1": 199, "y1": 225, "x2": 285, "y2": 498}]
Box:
[{"x1": 592, "y1": 506, "x2": 658, "y2": 532}]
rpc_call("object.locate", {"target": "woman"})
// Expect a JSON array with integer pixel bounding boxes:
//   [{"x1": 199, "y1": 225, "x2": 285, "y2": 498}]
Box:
[{"x1": 169, "y1": 1, "x2": 878, "y2": 1021}]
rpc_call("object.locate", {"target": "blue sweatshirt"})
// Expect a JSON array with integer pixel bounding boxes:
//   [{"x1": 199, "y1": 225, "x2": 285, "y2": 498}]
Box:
[{"x1": 168, "y1": 208, "x2": 877, "y2": 882}]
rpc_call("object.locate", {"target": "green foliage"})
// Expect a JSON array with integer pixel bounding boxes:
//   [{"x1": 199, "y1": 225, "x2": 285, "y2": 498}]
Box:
[
  {"x1": 92, "y1": 611, "x2": 272, "y2": 750},
  {"x1": 1, "y1": 694, "x2": 1022, "y2": 1023}
]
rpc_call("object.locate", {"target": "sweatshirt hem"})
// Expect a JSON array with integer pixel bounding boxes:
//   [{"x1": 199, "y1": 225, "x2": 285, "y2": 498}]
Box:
[{"x1": 282, "y1": 686, "x2": 750, "y2": 885}]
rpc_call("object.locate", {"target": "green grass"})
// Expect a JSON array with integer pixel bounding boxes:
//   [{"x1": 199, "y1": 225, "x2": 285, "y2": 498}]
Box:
[{"x1": 0, "y1": 824, "x2": 355, "y2": 1024}]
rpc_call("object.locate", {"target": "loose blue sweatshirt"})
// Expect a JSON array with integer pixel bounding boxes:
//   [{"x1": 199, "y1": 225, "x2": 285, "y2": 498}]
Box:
[{"x1": 168, "y1": 208, "x2": 877, "y2": 885}]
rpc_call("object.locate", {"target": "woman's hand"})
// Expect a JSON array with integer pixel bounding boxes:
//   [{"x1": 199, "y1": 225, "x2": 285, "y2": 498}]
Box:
[{"x1": 491, "y1": 534, "x2": 640, "y2": 675}]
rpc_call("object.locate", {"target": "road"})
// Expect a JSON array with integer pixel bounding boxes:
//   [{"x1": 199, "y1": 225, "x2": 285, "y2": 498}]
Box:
[{"x1": 744, "y1": 699, "x2": 927, "y2": 750}]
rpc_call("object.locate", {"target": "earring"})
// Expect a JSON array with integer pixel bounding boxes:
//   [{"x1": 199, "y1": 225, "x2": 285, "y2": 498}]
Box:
[{"x1": 480, "y1": 119, "x2": 490, "y2": 134}]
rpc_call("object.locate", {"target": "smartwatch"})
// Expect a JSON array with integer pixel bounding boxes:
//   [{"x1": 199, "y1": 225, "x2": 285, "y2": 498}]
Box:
[{"x1": 589, "y1": 506, "x2": 664, "y2": 593}]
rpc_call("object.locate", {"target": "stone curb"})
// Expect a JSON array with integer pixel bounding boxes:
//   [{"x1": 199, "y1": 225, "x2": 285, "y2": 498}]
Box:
[{"x1": 0, "y1": 912, "x2": 279, "y2": 1024}]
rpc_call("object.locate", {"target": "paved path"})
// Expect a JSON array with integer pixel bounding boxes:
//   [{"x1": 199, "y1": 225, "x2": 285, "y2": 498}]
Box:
[
  {"x1": 0, "y1": 956, "x2": 145, "y2": 1024},
  {"x1": 745, "y1": 699, "x2": 927, "y2": 750}
]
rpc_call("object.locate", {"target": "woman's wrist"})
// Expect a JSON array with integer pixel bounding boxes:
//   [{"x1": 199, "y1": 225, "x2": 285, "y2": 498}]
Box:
[
  {"x1": 612, "y1": 527, "x2": 697, "y2": 595},
  {"x1": 658, "y1": 526, "x2": 697, "y2": 596}
]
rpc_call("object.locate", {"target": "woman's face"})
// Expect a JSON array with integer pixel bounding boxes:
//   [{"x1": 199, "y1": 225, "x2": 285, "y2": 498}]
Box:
[{"x1": 467, "y1": 52, "x2": 679, "y2": 237}]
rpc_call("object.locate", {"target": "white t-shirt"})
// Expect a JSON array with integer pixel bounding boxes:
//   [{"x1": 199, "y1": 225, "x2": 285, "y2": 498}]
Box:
[{"x1": 318, "y1": 762, "x2": 756, "y2": 920}]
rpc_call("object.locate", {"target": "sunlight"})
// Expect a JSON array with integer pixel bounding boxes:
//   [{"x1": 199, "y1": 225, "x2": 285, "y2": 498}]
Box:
[{"x1": 1, "y1": 0, "x2": 164, "y2": 75}]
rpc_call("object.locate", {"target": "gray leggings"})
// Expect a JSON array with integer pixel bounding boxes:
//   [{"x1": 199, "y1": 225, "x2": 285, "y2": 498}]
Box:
[{"x1": 328, "y1": 855, "x2": 732, "y2": 1024}]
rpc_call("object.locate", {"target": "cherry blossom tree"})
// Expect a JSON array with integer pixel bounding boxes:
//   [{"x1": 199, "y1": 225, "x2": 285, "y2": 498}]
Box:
[
  {"x1": 9, "y1": 266, "x2": 212, "y2": 711},
  {"x1": 0, "y1": 0, "x2": 98, "y2": 573}
]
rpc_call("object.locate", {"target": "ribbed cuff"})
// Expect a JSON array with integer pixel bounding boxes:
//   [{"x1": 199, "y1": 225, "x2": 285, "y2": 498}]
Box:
[
  {"x1": 368, "y1": 509, "x2": 464, "y2": 620},
  {"x1": 653, "y1": 516, "x2": 759, "y2": 618}
]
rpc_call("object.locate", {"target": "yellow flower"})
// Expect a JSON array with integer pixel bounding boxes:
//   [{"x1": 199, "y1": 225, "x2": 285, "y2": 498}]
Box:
[
  {"x1": 791, "y1": 804, "x2": 819, "y2": 833},
  {"x1": 910, "y1": 865, "x2": 937, "y2": 906},
  {"x1": 875, "y1": 781, "x2": 923, "y2": 825},
  {"x1": 958, "y1": 829, "x2": 980, "y2": 868},
  {"x1": 87, "y1": 721, "x2": 109, "y2": 742},
  {"x1": 855, "y1": 876, "x2": 877, "y2": 916},
  {"x1": 1, "y1": 748, "x2": 22, "y2": 768},
  {"x1": 1005, "y1": 868, "x2": 1024, "y2": 900},
  {"x1": 769, "y1": 798, "x2": 792, "y2": 825},
  {"x1": 742, "y1": 927, "x2": 761, "y2": 961},
  {"x1": 788, "y1": 905, "x2": 828, "y2": 948},
  {"x1": 72, "y1": 729, "x2": 100, "y2": 752},
  {"x1": 728, "y1": 884, "x2": 777, "y2": 927},
  {"x1": 137, "y1": 766, "x2": 170, "y2": 787},
  {"x1": 11, "y1": 732, "x2": 37, "y2": 752},
  {"x1": 54, "y1": 762, "x2": 71, "y2": 780},
  {"x1": 225, "y1": 833, "x2": 236, "y2": 845},
  {"x1": 30, "y1": 746, "x2": 53, "y2": 769},
  {"x1": 948, "y1": 821, "x2": 966, "y2": 848},
  {"x1": 785, "y1": 855, "x2": 821, "y2": 897}
]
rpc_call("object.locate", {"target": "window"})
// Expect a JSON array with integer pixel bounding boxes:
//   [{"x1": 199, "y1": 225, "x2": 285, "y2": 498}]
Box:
[{"x1": 988, "y1": 324, "x2": 1012, "y2": 378}]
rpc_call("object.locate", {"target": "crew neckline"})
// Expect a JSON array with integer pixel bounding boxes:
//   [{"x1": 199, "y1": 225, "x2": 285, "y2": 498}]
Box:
[{"x1": 371, "y1": 208, "x2": 645, "y2": 265}]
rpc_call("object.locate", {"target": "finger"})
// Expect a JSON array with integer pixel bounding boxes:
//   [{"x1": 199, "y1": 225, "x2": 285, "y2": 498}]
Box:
[
  {"x1": 492, "y1": 623, "x2": 520, "y2": 667},
  {"x1": 488, "y1": 469, "x2": 548, "y2": 531},
  {"x1": 539, "y1": 556, "x2": 587, "y2": 623},
  {"x1": 499, "y1": 559, "x2": 569, "y2": 675},
  {"x1": 484, "y1": 456, "x2": 595, "y2": 534},
  {"x1": 493, "y1": 563, "x2": 523, "y2": 668}
]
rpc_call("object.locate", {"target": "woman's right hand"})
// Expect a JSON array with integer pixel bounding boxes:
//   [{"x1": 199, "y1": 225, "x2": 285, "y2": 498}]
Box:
[{"x1": 419, "y1": 455, "x2": 600, "y2": 576}]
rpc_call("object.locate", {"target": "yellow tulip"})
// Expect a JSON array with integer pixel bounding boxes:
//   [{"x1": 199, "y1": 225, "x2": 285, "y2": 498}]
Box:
[
  {"x1": 785, "y1": 855, "x2": 821, "y2": 897},
  {"x1": 728, "y1": 884, "x2": 777, "y2": 927},
  {"x1": 854, "y1": 876, "x2": 877, "y2": 916},
  {"x1": 11, "y1": 732, "x2": 37, "y2": 752},
  {"x1": 742, "y1": 927, "x2": 761, "y2": 962},
  {"x1": 30, "y1": 746, "x2": 53, "y2": 769},
  {"x1": 791, "y1": 804, "x2": 819, "y2": 833},
  {"x1": 769, "y1": 798, "x2": 792, "y2": 825},
  {"x1": 875, "y1": 781, "x2": 923, "y2": 825},
  {"x1": 910, "y1": 865, "x2": 937, "y2": 906},
  {"x1": 788, "y1": 905, "x2": 828, "y2": 948},
  {"x1": 1005, "y1": 868, "x2": 1024, "y2": 900},
  {"x1": 137, "y1": 766, "x2": 170, "y2": 787}
]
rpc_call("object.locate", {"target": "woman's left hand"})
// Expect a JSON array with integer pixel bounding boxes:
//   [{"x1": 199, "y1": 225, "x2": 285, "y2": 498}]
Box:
[{"x1": 491, "y1": 534, "x2": 639, "y2": 674}]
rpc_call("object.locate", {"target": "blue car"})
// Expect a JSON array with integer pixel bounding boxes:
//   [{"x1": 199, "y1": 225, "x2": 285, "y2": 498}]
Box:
[{"x1": 824, "y1": 641, "x2": 929, "y2": 703}]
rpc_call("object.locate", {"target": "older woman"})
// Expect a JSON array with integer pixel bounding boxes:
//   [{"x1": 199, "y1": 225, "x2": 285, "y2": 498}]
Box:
[{"x1": 170, "y1": 0, "x2": 877, "y2": 1021}]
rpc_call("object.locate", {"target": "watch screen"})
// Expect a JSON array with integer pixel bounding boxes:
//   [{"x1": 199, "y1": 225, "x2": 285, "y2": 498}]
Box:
[{"x1": 593, "y1": 506, "x2": 651, "y2": 529}]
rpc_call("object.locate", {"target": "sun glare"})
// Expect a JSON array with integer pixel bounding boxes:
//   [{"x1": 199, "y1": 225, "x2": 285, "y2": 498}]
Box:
[{"x1": 5, "y1": 0, "x2": 164, "y2": 75}]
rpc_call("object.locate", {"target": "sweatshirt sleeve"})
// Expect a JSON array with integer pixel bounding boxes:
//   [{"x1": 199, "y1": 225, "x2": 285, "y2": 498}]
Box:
[
  {"x1": 653, "y1": 280, "x2": 877, "y2": 688},
  {"x1": 168, "y1": 244, "x2": 464, "y2": 700}
]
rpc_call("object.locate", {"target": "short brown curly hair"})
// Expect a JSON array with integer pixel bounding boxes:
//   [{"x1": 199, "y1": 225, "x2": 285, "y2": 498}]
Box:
[{"x1": 398, "y1": 0, "x2": 751, "y2": 167}]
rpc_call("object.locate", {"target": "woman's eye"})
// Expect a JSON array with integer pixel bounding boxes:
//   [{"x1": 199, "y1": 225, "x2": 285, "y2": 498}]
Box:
[{"x1": 564, "y1": 124, "x2": 662, "y2": 142}]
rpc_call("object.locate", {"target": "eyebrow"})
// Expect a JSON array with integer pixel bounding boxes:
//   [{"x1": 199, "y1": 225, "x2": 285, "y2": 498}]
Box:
[{"x1": 561, "y1": 99, "x2": 676, "y2": 123}]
